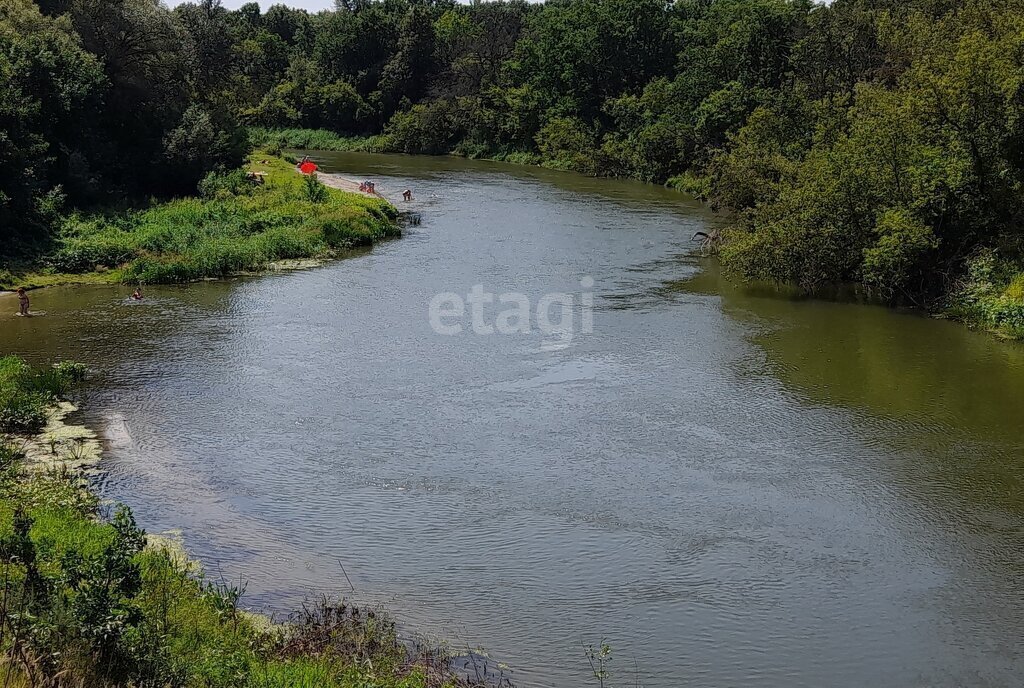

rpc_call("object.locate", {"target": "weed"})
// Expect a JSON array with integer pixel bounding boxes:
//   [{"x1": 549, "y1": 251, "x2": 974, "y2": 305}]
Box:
[{"x1": 303, "y1": 173, "x2": 328, "y2": 203}]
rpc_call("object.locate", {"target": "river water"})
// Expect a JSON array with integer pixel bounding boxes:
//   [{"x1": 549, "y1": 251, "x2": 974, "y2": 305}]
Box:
[{"x1": 2, "y1": 153, "x2": 1023, "y2": 687}]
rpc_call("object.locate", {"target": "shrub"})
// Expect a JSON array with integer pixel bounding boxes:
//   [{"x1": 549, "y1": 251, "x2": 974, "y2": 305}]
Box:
[
  {"x1": 48, "y1": 235, "x2": 139, "y2": 273},
  {"x1": 0, "y1": 393, "x2": 49, "y2": 434},
  {"x1": 667, "y1": 171, "x2": 711, "y2": 200},
  {"x1": 303, "y1": 174, "x2": 328, "y2": 203},
  {"x1": 946, "y1": 251, "x2": 1024, "y2": 337},
  {"x1": 247, "y1": 128, "x2": 376, "y2": 152},
  {"x1": 54, "y1": 361, "x2": 88, "y2": 383},
  {"x1": 198, "y1": 170, "x2": 256, "y2": 200},
  {"x1": 384, "y1": 101, "x2": 466, "y2": 155},
  {"x1": 0, "y1": 357, "x2": 86, "y2": 434},
  {"x1": 862, "y1": 209, "x2": 938, "y2": 301}
]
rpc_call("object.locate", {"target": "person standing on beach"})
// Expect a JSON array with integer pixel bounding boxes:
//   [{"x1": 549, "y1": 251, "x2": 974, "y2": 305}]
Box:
[{"x1": 16, "y1": 287, "x2": 29, "y2": 315}]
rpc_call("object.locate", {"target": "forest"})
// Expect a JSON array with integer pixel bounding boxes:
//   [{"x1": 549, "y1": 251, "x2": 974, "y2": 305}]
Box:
[{"x1": 3, "y1": 0, "x2": 1024, "y2": 334}]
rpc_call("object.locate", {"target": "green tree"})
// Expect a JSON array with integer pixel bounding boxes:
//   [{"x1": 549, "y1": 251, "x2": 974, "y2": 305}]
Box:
[{"x1": 0, "y1": 0, "x2": 103, "y2": 247}]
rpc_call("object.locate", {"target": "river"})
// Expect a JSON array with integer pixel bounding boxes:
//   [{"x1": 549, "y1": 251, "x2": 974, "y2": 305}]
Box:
[{"x1": 2, "y1": 153, "x2": 1022, "y2": 688}]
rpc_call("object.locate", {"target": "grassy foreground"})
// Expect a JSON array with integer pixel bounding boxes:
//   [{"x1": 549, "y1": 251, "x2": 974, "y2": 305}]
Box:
[
  {"x1": 0, "y1": 357, "x2": 491, "y2": 688},
  {"x1": 0, "y1": 152, "x2": 398, "y2": 289}
]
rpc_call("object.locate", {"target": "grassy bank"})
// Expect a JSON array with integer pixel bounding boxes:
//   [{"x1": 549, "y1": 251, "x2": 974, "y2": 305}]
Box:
[
  {"x1": 247, "y1": 129, "x2": 542, "y2": 168},
  {"x1": 0, "y1": 152, "x2": 399, "y2": 289},
  {"x1": 0, "y1": 357, "x2": 499, "y2": 688},
  {"x1": 249, "y1": 128, "x2": 389, "y2": 154}
]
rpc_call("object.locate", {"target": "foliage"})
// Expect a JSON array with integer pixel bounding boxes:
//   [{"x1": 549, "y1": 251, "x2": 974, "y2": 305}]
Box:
[
  {"x1": 0, "y1": 0, "x2": 104, "y2": 249},
  {"x1": 303, "y1": 173, "x2": 328, "y2": 203},
  {"x1": 947, "y1": 250, "x2": 1024, "y2": 338},
  {"x1": 248, "y1": 127, "x2": 385, "y2": 152},
  {"x1": 711, "y1": 1, "x2": 1024, "y2": 312},
  {"x1": 46, "y1": 152, "x2": 398, "y2": 284},
  {"x1": 0, "y1": 356, "x2": 84, "y2": 434}
]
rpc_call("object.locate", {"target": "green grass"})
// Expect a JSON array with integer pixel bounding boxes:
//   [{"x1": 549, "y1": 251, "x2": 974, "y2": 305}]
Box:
[
  {"x1": 0, "y1": 357, "x2": 85, "y2": 434},
  {"x1": 249, "y1": 127, "x2": 543, "y2": 167},
  {"x1": 2, "y1": 467, "x2": 468, "y2": 688},
  {"x1": 29, "y1": 151, "x2": 399, "y2": 286},
  {"x1": 248, "y1": 127, "x2": 390, "y2": 153}
]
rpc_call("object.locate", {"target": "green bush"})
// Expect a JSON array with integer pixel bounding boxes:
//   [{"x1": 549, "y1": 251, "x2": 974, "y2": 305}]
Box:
[
  {"x1": 384, "y1": 101, "x2": 467, "y2": 155},
  {"x1": 862, "y1": 209, "x2": 938, "y2": 300},
  {"x1": 303, "y1": 174, "x2": 328, "y2": 203},
  {"x1": 946, "y1": 251, "x2": 1024, "y2": 337},
  {"x1": 198, "y1": 169, "x2": 256, "y2": 199},
  {"x1": 247, "y1": 128, "x2": 381, "y2": 152},
  {"x1": 0, "y1": 357, "x2": 85, "y2": 434},
  {"x1": 0, "y1": 393, "x2": 50, "y2": 434},
  {"x1": 535, "y1": 117, "x2": 599, "y2": 174},
  {"x1": 48, "y1": 235, "x2": 139, "y2": 273}
]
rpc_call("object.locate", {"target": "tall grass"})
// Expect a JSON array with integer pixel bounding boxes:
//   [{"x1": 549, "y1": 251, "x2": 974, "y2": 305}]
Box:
[
  {"x1": 0, "y1": 357, "x2": 85, "y2": 434},
  {"x1": 248, "y1": 128, "x2": 391, "y2": 153},
  {"x1": 249, "y1": 127, "x2": 543, "y2": 167},
  {"x1": 46, "y1": 153, "x2": 399, "y2": 284}
]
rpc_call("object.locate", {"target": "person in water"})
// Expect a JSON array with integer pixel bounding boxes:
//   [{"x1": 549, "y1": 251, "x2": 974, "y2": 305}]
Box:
[
  {"x1": 131, "y1": 287, "x2": 143, "y2": 301},
  {"x1": 402, "y1": 189, "x2": 412, "y2": 201},
  {"x1": 16, "y1": 287, "x2": 29, "y2": 315}
]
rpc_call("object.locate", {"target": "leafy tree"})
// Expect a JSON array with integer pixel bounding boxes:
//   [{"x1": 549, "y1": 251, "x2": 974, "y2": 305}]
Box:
[
  {"x1": 163, "y1": 104, "x2": 248, "y2": 193},
  {"x1": 0, "y1": 0, "x2": 103, "y2": 247}
]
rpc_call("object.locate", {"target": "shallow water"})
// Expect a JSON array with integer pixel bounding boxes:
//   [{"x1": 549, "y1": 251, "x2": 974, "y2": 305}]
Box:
[{"x1": 2, "y1": 153, "x2": 1023, "y2": 688}]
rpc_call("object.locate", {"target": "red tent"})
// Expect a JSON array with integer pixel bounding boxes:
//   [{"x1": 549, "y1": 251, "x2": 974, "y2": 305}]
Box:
[{"x1": 299, "y1": 161, "x2": 318, "y2": 175}]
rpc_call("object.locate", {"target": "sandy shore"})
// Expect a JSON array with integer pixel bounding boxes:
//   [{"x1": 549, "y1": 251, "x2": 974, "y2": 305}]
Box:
[{"x1": 318, "y1": 171, "x2": 390, "y2": 202}]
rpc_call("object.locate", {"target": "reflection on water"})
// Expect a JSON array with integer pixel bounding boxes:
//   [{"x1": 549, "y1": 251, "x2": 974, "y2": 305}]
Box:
[
  {"x1": 1, "y1": 153, "x2": 1022, "y2": 688},
  {"x1": 676, "y1": 259, "x2": 1024, "y2": 513}
]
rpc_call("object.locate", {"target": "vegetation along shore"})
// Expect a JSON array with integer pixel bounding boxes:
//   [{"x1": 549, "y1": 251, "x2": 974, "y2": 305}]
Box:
[
  {"x1": 0, "y1": 356, "x2": 505, "y2": 688},
  {"x1": 1, "y1": 150, "x2": 399, "y2": 290},
  {"x1": 4, "y1": 0, "x2": 1024, "y2": 337},
  {"x1": 245, "y1": 0, "x2": 1024, "y2": 340}
]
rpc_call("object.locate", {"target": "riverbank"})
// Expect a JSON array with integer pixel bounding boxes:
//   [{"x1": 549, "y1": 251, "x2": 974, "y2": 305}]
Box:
[
  {"x1": 0, "y1": 356, "x2": 498, "y2": 687},
  {"x1": 0, "y1": 151, "x2": 399, "y2": 291},
  {"x1": 253, "y1": 128, "x2": 1024, "y2": 342}
]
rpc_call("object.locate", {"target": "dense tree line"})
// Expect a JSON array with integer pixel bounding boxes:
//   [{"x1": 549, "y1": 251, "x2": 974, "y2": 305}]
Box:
[
  {"x1": 4, "y1": 0, "x2": 1024, "y2": 325},
  {"x1": 1, "y1": 0, "x2": 248, "y2": 250}
]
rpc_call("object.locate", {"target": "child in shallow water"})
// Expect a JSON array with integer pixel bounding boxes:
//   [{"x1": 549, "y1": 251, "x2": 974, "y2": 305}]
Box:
[
  {"x1": 16, "y1": 287, "x2": 29, "y2": 316},
  {"x1": 131, "y1": 287, "x2": 143, "y2": 301}
]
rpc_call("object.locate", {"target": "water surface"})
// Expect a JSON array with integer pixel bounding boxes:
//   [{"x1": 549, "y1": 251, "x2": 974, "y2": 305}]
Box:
[{"x1": 2, "y1": 153, "x2": 1022, "y2": 688}]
